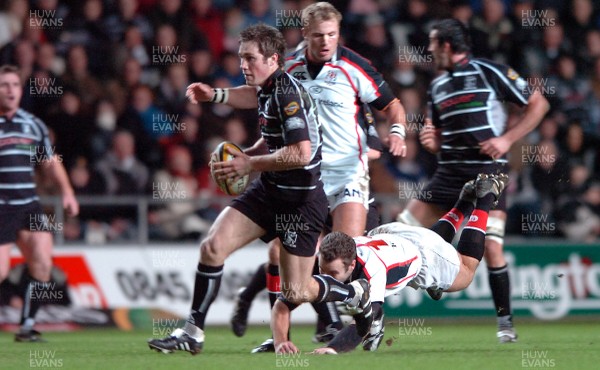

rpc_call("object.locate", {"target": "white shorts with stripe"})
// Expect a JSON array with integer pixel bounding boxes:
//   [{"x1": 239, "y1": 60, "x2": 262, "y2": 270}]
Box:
[{"x1": 368, "y1": 222, "x2": 461, "y2": 291}]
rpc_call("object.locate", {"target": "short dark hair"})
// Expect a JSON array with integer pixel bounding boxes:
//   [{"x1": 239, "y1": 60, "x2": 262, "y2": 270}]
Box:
[
  {"x1": 319, "y1": 232, "x2": 356, "y2": 269},
  {"x1": 239, "y1": 24, "x2": 286, "y2": 68},
  {"x1": 431, "y1": 18, "x2": 471, "y2": 53},
  {"x1": 0, "y1": 65, "x2": 21, "y2": 79}
]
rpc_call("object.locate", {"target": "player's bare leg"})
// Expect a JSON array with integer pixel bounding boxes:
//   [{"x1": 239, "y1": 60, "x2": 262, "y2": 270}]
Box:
[
  {"x1": 0, "y1": 244, "x2": 11, "y2": 283},
  {"x1": 399, "y1": 199, "x2": 446, "y2": 228},
  {"x1": 14, "y1": 230, "x2": 53, "y2": 342},
  {"x1": 148, "y1": 207, "x2": 266, "y2": 355},
  {"x1": 331, "y1": 202, "x2": 367, "y2": 236}
]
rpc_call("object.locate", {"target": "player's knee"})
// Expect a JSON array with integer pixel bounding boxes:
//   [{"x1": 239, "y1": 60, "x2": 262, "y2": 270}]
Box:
[
  {"x1": 200, "y1": 236, "x2": 226, "y2": 263},
  {"x1": 485, "y1": 216, "x2": 505, "y2": 246},
  {"x1": 396, "y1": 209, "x2": 423, "y2": 227},
  {"x1": 27, "y1": 261, "x2": 52, "y2": 282}
]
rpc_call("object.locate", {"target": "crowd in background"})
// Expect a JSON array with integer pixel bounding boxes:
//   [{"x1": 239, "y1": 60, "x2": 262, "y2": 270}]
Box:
[{"x1": 1, "y1": 0, "x2": 599, "y2": 242}]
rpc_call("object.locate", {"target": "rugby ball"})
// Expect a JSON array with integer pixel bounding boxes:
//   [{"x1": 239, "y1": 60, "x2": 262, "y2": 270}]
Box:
[{"x1": 210, "y1": 141, "x2": 249, "y2": 195}]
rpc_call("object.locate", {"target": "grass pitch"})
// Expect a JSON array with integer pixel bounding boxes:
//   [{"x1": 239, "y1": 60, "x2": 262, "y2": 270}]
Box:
[{"x1": 1, "y1": 321, "x2": 598, "y2": 370}]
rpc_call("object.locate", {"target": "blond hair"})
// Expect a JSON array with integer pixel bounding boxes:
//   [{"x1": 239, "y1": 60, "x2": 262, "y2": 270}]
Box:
[{"x1": 301, "y1": 2, "x2": 342, "y2": 28}]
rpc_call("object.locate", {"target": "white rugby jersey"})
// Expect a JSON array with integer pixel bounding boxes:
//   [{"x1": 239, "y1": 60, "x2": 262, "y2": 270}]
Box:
[
  {"x1": 285, "y1": 46, "x2": 397, "y2": 172},
  {"x1": 351, "y1": 233, "x2": 423, "y2": 303}
]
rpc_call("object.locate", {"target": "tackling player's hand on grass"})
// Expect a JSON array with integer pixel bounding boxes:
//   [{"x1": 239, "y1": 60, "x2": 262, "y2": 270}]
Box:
[
  {"x1": 310, "y1": 347, "x2": 338, "y2": 355},
  {"x1": 276, "y1": 341, "x2": 299, "y2": 354},
  {"x1": 186, "y1": 82, "x2": 214, "y2": 104}
]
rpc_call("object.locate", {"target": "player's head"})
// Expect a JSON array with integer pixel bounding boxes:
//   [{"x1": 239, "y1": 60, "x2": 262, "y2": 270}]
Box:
[
  {"x1": 428, "y1": 19, "x2": 471, "y2": 70},
  {"x1": 0, "y1": 65, "x2": 22, "y2": 115},
  {"x1": 301, "y1": 2, "x2": 342, "y2": 63},
  {"x1": 239, "y1": 24, "x2": 285, "y2": 86},
  {"x1": 319, "y1": 232, "x2": 357, "y2": 282}
]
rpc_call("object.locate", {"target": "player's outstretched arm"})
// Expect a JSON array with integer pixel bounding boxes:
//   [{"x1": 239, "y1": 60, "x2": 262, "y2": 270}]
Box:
[
  {"x1": 479, "y1": 91, "x2": 550, "y2": 159},
  {"x1": 186, "y1": 82, "x2": 259, "y2": 109},
  {"x1": 272, "y1": 300, "x2": 298, "y2": 354}
]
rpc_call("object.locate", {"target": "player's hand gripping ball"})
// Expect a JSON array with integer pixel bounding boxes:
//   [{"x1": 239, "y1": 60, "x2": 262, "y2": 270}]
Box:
[{"x1": 210, "y1": 141, "x2": 249, "y2": 195}]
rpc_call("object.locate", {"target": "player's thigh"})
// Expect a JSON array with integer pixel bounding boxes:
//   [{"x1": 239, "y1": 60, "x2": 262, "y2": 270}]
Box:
[
  {"x1": 331, "y1": 202, "x2": 367, "y2": 237},
  {"x1": 447, "y1": 255, "x2": 479, "y2": 292},
  {"x1": 268, "y1": 239, "x2": 281, "y2": 265},
  {"x1": 278, "y1": 246, "x2": 318, "y2": 303},
  {"x1": 403, "y1": 199, "x2": 446, "y2": 227},
  {"x1": 200, "y1": 206, "x2": 266, "y2": 263},
  {"x1": 483, "y1": 210, "x2": 507, "y2": 267},
  {"x1": 0, "y1": 244, "x2": 12, "y2": 281},
  {"x1": 15, "y1": 230, "x2": 53, "y2": 281}
]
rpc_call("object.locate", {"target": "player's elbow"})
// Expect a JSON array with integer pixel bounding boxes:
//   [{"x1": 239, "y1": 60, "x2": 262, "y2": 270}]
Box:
[{"x1": 530, "y1": 91, "x2": 550, "y2": 116}]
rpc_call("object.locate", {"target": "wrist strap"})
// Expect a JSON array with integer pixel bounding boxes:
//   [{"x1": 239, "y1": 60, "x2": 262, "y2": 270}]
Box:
[{"x1": 390, "y1": 123, "x2": 406, "y2": 139}]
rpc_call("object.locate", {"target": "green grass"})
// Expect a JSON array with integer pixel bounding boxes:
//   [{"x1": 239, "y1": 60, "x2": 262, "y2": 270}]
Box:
[{"x1": 1, "y1": 321, "x2": 599, "y2": 370}]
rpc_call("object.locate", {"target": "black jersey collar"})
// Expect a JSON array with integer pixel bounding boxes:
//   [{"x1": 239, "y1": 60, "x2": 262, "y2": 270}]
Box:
[
  {"x1": 260, "y1": 68, "x2": 284, "y2": 94},
  {"x1": 448, "y1": 54, "x2": 471, "y2": 72}
]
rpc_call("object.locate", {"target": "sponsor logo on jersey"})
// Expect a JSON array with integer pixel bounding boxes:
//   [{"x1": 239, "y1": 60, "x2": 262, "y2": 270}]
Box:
[
  {"x1": 309, "y1": 86, "x2": 323, "y2": 94},
  {"x1": 318, "y1": 99, "x2": 343, "y2": 108},
  {"x1": 285, "y1": 117, "x2": 306, "y2": 131},
  {"x1": 284, "y1": 101, "x2": 300, "y2": 116},
  {"x1": 293, "y1": 71, "x2": 307, "y2": 80},
  {"x1": 463, "y1": 76, "x2": 477, "y2": 90},
  {"x1": 507, "y1": 68, "x2": 519, "y2": 80}
]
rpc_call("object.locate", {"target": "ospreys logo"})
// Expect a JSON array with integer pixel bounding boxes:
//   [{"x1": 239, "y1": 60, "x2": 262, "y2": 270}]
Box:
[{"x1": 283, "y1": 231, "x2": 298, "y2": 248}]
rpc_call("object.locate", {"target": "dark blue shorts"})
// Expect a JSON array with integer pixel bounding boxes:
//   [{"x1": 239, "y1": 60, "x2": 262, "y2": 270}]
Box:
[
  {"x1": 0, "y1": 202, "x2": 48, "y2": 244},
  {"x1": 231, "y1": 180, "x2": 328, "y2": 257}
]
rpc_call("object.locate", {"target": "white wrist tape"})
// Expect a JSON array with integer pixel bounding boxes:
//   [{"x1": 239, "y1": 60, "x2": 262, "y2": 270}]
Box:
[{"x1": 390, "y1": 123, "x2": 406, "y2": 139}]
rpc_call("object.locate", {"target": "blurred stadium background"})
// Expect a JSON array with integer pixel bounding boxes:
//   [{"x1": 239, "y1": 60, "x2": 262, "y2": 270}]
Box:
[{"x1": 1, "y1": 0, "x2": 599, "y2": 357}]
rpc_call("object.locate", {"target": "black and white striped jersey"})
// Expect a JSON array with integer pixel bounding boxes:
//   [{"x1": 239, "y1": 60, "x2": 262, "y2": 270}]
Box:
[
  {"x1": 0, "y1": 109, "x2": 53, "y2": 206},
  {"x1": 428, "y1": 56, "x2": 530, "y2": 166},
  {"x1": 257, "y1": 69, "x2": 323, "y2": 201}
]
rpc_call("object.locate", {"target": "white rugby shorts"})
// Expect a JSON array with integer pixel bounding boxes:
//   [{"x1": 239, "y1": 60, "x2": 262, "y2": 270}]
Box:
[{"x1": 369, "y1": 222, "x2": 460, "y2": 291}]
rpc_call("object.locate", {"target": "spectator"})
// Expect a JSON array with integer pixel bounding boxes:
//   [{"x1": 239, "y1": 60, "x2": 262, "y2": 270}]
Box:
[
  {"x1": 90, "y1": 99, "x2": 119, "y2": 161},
  {"x1": 113, "y1": 25, "x2": 152, "y2": 76},
  {"x1": 61, "y1": 45, "x2": 104, "y2": 114},
  {"x1": 190, "y1": 0, "x2": 224, "y2": 60},
  {"x1": 60, "y1": 0, "x2": 111, "y2": 77},
  {"x1": 104, "y1": 0, "x2": 154, "y2": 44},
  {"x1": 147, "y1": 0, "x2": 198, "y2": 52},
  {"x1": 214, "y1": 51, "x2": 245, "y2": 87},
  {"x1": 241, "y1": 0, "x2": 275, "y2": 29},
  {"x1": 95, "y1": 130, "x2": 149, "y2": 195},
  {"x1": 157, "y1": 63, "x2": 189, "y2": 114},
  {"x1": 148, "y1": 145, "x2": 210, "y2": 240},
  {"x1": 557, "y1": 180, "x2": 600, "y2": 242},
  {"x1": 45, "y1": 89, "x2": 91, "y2": 167},
  {"x1": 188, "y1": 48, "x2": 214, "y2": 84},
  {"x1": 471, "y1": 0, "x2": 514, "y2": 64}
]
